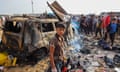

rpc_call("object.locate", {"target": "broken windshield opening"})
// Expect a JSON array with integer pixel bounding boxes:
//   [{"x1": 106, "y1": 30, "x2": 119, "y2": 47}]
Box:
[
  {"x1": 42, "y1": 23, "x2": 54, "y2": 32},
  {"x1": 5, "y1": 21, "x2": 22, "y2": 33}
]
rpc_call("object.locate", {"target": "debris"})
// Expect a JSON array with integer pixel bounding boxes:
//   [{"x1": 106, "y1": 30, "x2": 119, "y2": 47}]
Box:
[
  {"x1": 0, "y1": 52, "x2": 8, "y2": 65},
  {"x1": 114, "y1": 67, "x2": 120, "y2": 72},
  {"x1": 104, "y1": 56, "x2": 114, "y2": 68},
  {"x1": 0, "y1": 66, "x2": 4, "y2": 72},
  {"x1": 80, "y1": 48, "x2": 91, "y2": 54},
  {"x1": 113, "y1": 54, "x2": 120, "y2": 66},
  {"x1": 95, "y1": 66, "x2": 106, "y2": 72},
  {"x1": 91, "y1": 61, "x2": 100, "y2": 67}
]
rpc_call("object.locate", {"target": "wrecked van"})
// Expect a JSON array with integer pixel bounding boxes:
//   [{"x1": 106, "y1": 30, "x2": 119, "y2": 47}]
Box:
[{"x1": 0, "y1": 16, "x2": 59, "y2": 60}]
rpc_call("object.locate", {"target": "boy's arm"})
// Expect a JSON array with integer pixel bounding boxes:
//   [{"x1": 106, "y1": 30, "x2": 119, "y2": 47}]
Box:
[{"x1": 50, "y1": 45, "x2": 56, "y2": 69}]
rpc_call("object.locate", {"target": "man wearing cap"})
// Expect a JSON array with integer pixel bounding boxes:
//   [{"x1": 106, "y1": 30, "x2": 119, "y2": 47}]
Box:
[{"x1": 49, "y1": 23, "x2": 66, "y2": 72}]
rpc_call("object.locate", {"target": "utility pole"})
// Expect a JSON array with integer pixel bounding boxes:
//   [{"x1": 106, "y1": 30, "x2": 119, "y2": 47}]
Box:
[{"x1": 31, "y1": 0, "x2": 34, "y2": 13}]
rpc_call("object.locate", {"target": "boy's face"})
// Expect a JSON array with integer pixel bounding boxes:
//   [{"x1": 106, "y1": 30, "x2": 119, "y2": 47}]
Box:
[{"x1": 56, "y1": 27, "x2": 65, "y2": 36}]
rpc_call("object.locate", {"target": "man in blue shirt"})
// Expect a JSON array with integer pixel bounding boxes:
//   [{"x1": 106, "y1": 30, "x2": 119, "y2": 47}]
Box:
[{"x1": 108, "y1": 18, "x2": 118, "y2": 47}]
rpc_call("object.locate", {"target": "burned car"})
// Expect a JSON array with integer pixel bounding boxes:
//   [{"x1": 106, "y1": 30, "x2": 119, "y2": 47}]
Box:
[{"x1": 0, "y1": 16, "x2": 59, "y2": 61}]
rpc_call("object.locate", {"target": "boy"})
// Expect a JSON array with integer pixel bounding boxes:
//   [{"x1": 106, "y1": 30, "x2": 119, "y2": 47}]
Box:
[{"x1": 49, "y1": 23, "x2": 66, "y2": 72}]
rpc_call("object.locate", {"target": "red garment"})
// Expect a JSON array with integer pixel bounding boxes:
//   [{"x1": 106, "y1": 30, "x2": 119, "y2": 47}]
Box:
[
  {"x1": 62, "y1": 67, "x2": 67, "y2": 72},
  {"x1": 102, "y1": 15, "x2": 111, "y2": 28}
]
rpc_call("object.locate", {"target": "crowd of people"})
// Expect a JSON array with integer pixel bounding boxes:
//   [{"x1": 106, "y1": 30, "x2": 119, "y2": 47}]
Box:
[{"x1": 76, "y1": 14, "x2": 120, "y2": 48}]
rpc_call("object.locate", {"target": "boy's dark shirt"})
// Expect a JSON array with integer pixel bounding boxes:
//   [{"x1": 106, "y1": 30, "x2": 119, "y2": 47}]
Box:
[{"x1": 49, "y1": 34, "x2": 65, "y2": 61}]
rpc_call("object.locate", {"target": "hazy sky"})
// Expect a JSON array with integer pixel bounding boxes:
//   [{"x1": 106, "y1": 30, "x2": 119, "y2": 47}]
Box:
[{"x1": 0, "y1": 0, "x2": 120, "y2": 15}]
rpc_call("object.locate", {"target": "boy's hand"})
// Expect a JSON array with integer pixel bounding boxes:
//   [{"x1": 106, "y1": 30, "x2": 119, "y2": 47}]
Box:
[{"x1": 51, "y1": 67, "x2": 57, "y2": 72}]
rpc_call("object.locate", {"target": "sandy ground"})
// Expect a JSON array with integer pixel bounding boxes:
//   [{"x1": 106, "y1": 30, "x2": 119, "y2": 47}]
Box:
[{"x1": 4, "y1": 57, "x2": 49, "y2": 72}]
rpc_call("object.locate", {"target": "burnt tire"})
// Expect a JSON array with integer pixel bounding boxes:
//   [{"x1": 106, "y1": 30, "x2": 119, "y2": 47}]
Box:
[{"x1": 33, "y1": 48, "x2": 48, "y2": 60}]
